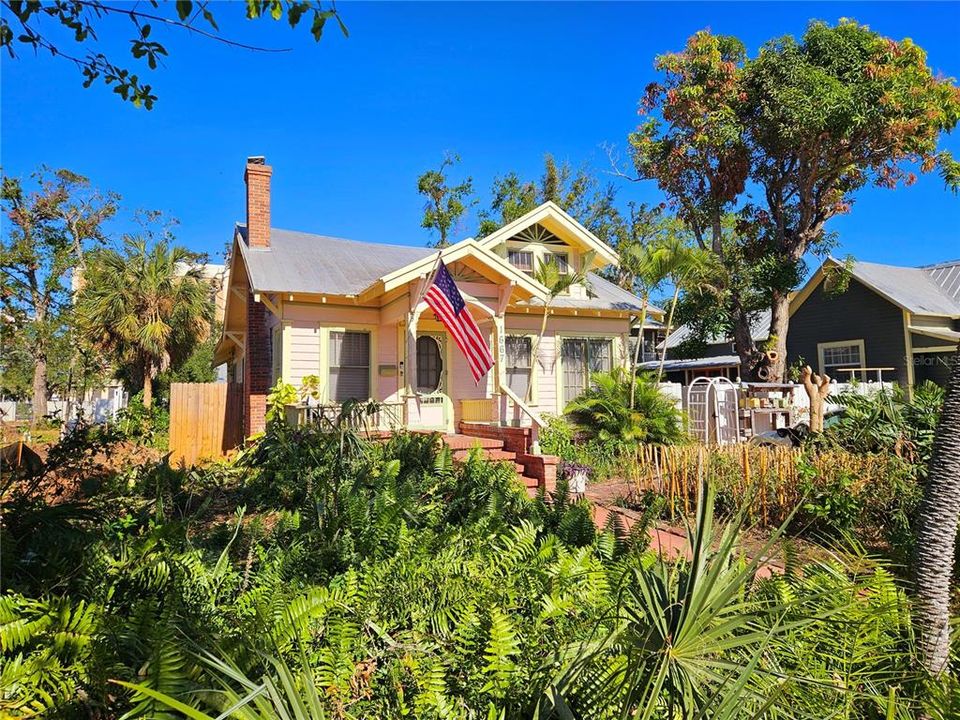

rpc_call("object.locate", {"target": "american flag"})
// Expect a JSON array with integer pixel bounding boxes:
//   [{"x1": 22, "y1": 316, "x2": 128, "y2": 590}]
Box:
[{"x1": 425, "y1": 261, "x2": 494, "y2": 384}]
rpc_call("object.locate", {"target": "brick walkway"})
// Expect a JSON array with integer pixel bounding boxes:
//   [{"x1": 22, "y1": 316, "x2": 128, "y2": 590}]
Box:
[{"x1": 584, "y1": 479, "x2": 782, "y2": 576}]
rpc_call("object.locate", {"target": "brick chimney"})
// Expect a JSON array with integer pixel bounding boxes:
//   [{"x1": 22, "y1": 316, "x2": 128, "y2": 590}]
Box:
[{"x1": 244, "y1": 156, "x2": 272, "y2": 248}]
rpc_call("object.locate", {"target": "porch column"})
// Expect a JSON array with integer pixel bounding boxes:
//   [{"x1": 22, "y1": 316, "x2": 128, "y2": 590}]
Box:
[
  {"x1": 492, "y1": 315, "x2": 506, "y2": 424},
  {"x1": 405, "y1": 310, "x2": 418, "y2": 396}
]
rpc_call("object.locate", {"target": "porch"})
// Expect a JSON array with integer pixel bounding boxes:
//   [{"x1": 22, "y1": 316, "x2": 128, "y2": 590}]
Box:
[{"x1": 285, "y1": 400, "x2": 558, "y2": 494}]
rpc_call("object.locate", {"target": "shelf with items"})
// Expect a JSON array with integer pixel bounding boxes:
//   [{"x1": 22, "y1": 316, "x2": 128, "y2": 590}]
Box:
[{"x1": 737, "y1": 382, "x2": 797, "y2": 438}]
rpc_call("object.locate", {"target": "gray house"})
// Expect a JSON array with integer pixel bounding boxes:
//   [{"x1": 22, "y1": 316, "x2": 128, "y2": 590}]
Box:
[
  {"x1": 654, "y1": 257, "x2": 959, "y2": 390},
  {"x1": 787, "y1": 258, "x2": 959, "y2": 389}
]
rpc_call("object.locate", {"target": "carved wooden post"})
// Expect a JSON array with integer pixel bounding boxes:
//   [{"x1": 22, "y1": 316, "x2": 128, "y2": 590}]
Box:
[{"x1": 801, "y1": 365, "x2": 831, "y2": 433}]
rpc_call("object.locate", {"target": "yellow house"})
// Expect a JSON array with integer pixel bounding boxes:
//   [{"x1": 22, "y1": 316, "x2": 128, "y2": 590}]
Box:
[{"x1": 214, "y1": 157, "x2": 660, "y2": 450}]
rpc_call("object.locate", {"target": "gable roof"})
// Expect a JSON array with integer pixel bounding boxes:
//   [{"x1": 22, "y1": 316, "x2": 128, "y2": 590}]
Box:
[
  {"x1": 791, "y1": 257, "x2": 960, "y2": 318},
  {"x1": 236, "y1": 225, "x2": 434, "y2": 296},
  {"x1": 371, "y1": 236, "x2": 546, "y2": 300},
  {"x1": 475, "y1": 201, "x2": 619, "y2": 269}
]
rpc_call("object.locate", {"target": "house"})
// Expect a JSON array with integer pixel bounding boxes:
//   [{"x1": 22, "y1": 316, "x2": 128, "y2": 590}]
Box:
[
  {"x1": 654, "y1": 256, "x2": 959, "y2": 390},
  {"x1": 213, "y1": 157, "x2": 655, "y2": 446},
  {"x1": 787, "y1": 257, "x2": 959, "y2": 389}
]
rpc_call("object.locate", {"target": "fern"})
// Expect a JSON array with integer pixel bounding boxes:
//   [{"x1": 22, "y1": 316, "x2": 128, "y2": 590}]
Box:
[{"x1": 480, "y1": 608, "x2": 519, "y2": 698}]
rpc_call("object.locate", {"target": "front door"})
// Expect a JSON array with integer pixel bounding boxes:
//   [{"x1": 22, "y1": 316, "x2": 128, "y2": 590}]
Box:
[
  {"x1": 416, "y1": 333, "x2": 446, "y2": 394},
  {"x1": 408, "y1": 332, "x2": 450, "y2": 431}
]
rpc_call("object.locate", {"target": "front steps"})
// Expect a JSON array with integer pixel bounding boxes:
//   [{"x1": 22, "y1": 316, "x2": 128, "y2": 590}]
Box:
[{"x1": 440, "y1": 433, "x2": 541, "y2": 496}]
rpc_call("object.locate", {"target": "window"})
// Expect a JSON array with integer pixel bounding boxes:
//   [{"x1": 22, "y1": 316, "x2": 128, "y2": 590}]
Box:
[
  {"x1": 818, "y1": 340, "x2": 865, "y2": 377},
  {"x1": 505, "y1": 336, "x2": 533, "y2": 398},
  {"x1": 416, "y1": 335, "x2": 443, "y2": 393},
  {"x1": 561, "y1": 338, "x2": 613, "y2": 405},
  {"x1": 271, "y1": 325, "x2": 282, "y2": 385},
  {"x1": 507, "y1": 250, "x2": 534, "y2": 275},
  {"x1": 329, "y1": 331, "x2": 370, "y2": 401},
  {"x1": 552, "y1": 252, "x2": 569, "y2": 274}
]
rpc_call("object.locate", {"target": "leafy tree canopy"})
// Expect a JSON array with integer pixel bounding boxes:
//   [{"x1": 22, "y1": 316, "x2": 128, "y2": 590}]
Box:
[
  {"x1": 630, "y1": 20, "x2": 960, "y2": 380},
  {"x1": 0, "y1": 0, "x2": 348, "y2": 109},
  {"x1": 0, "y1": 167, "x2": 117, "y2": 415},
  {"x1": 478, "y1": 154, "x2": 621, "y2": 242},
  {"x1": 416, "y1": 152, "x2": 475, "y2": 248}
]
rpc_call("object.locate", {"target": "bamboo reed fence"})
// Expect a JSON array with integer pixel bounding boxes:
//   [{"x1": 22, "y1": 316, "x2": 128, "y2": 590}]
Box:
[{"x1": 625, "y1": 444, "x2": 903, "y2": 527}]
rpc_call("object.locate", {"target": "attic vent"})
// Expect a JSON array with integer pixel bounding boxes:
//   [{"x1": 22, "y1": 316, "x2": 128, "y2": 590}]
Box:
[{"x1": 511, "y1": 223, "x2": 560, "y2": 245}]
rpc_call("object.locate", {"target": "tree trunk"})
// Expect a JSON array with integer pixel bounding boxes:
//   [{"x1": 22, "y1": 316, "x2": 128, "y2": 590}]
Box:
[
  {"x1": 142, "y1": 359, "x2": 153, "y2": 409},
  {"x1": 914, "y1": 346, "x2": 960, "y2": 676},
  {"x1": 629, "y1": 297, "x2": 650, "y2": 410},
  {"x1": 31, "y1": 354, "x2": 48, "y2": 425},
  {"x1": 655, "y1": 288, "x2": 680, "y2": 384},
  {"x1": 766, "y1": 288, "x2": 791, "y2": 382},
  {"x1": 800, "y1": 366, "x2": 830, "y2": 433},
  {"x1": 731, "y1": 298, "x2": 760, "y2": 382}
]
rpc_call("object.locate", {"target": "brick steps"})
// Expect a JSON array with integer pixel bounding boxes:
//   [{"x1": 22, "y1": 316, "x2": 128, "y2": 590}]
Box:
[{"x1": 440, "y1": 432, "x2": 541, "y2": 492}]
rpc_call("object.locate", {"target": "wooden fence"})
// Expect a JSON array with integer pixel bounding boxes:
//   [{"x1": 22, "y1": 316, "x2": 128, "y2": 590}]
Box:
[{"x1": 169, "y1": 383, "x2": 243, "y2": 466}]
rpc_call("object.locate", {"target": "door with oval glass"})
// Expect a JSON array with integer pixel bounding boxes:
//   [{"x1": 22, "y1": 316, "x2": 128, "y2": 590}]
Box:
[
  {"x1": 416, "y1": 333, "x2": 446, "y2": 394},
  {"x1": 412, "y1": 332, "x2": 449, "y2": 431}
]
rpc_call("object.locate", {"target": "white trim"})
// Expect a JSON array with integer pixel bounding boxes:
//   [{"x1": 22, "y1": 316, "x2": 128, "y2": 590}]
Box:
[
  {"x1": 912, "y1": 345, "x2": 958, "y2": 353},
  {"x1": 320, "y1": 324, "x2": 378, "y2": 403},
  {"x1": 555, "y1": 333, "x2": 621, "y2": 408},
  {"x1": 816, "y1": 339, "x2": 866, "y2": 377}
]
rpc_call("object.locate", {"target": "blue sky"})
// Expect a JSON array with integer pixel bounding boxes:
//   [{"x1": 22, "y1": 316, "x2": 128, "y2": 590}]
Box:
[{"x1": 2, "y1": 1, "x2": 958, "y2": 270}]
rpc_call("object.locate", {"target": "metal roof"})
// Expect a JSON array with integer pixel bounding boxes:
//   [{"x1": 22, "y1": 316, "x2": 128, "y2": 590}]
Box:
[
  {"x1": 236, "y1": 225, "x2": 649, "y2": 312},
  {"x1": 921, "y1": 260, "x2": 960, "y2": 307},
  {"x1": 638, "y1": 355, "x2": 741, "y2": 372},
  {"x1": 663, "y1": 309, "x2": 771, "y2": 350},
  {"x1": 849, "y1": 260, "x2": 960, "y2": 316},
  {"x1": 518, "y1": 272, "x2": 654, "y2": 313},
  {"x1": 237, "y1": 225, "x2": 434, "y2": 295}
]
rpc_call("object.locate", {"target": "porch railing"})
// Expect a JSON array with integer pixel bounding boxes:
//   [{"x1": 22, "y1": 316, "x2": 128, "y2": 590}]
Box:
[
  {"x1": 461, "y1": 398, "x2": 497, "y2": 423},
  {"x1": 290, "y1": 401, "x2": 406, "y2": 433}
]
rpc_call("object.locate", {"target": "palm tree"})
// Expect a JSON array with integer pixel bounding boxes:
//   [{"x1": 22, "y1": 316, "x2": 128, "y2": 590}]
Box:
[
  {"x1": 621, "y1": 242, "x2": 670, "y2": 409},
  {"x1": 78, "y1": 237, "x2": 212, "y2": 408},
  {"x1": 652, "y1": 235, "x2": 717, "y2": 383},
  {"x1": 914, "y1": 346, "x2": 960, "y2": 675},
  {"x1": 527, "y1": 252, "x2": 594, "y2": 404}
]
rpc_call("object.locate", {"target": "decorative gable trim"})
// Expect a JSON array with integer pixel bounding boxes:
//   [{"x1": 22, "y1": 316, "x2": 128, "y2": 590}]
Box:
[
  {"x1": 359, "y1": 238, "x2": 548, "y2": 303},
  {"x1": 476, "y1": 201, "x2": 619, "y2": 269}
]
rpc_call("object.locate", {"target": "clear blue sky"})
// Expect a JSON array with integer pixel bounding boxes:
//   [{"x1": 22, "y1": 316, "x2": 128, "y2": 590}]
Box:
[{"x1": 2, "y1": 2, "x2": 958, "y2": 269}]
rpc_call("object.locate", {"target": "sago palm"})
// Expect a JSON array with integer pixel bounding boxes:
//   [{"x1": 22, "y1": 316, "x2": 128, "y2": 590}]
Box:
[
  {"x1": 564, "y1": 367, "x2": 684, "y2": 446},
  {"x1": 78, "y1": 237, "x2": 212, "y2": 407}
]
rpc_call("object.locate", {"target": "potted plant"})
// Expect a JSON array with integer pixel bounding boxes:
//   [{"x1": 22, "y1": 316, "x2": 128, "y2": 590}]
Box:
[{"x1": 560, "y1": 460, "x2": 593, "y2": 496}]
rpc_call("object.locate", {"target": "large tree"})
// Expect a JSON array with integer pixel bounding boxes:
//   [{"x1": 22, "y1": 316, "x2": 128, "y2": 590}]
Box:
[
  {"x1": 630, "y1": 21, "x2": 960, "y2": 381},
  {"x1": 77, "y1": 237, "x2": 213, "y2": 408},
  {"x1": 0, "y1": 168, "x2": 116, "y2": 421},
  {"x1": 478, "y1": 154, "x2": 620, "y2": 242},
  {"x1": 1, "y1": 0, "x2": 347, "y2": 109},
  {"x1": 914, "y1": 348, "x2": 960, "y2": 675},
  {"x1": 417, "y1": 153, "x2": 475, "y2": 248}
]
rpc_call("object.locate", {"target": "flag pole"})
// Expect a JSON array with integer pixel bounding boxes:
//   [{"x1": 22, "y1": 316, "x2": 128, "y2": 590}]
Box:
[{"x1": 413, "y1": 247, "x2": 444, "y2": 310}]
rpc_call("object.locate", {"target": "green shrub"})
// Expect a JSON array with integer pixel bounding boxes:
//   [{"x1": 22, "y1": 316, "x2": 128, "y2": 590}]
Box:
[{"x1": 564, "y1": 368, "x2": 686, "y2": 446}]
